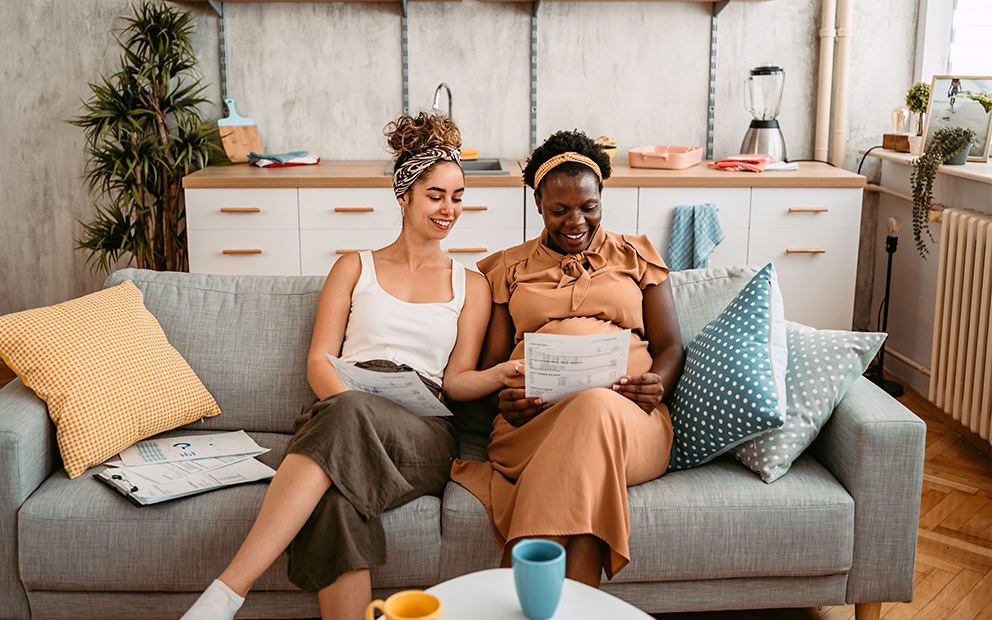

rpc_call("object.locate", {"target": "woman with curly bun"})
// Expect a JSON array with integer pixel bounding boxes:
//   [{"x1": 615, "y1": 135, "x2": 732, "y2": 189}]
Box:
[
  {"x1": 452, "y1": 130, "x2": 685, "y2": 586},
  {"x1": 182, "y1": 113, "x2": 521, "y2": 620}
]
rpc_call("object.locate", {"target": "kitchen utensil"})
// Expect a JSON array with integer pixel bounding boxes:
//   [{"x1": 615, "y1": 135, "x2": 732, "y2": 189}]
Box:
[
  {"x1": 628, "y1": 145, "x2": 702, "y2": 170},
  {"x1": 740, "y1": 64, "x2": 788, "y2": 162},
  {"x1": 218, "y1": 99, "x2": 262, "y2": 164}
]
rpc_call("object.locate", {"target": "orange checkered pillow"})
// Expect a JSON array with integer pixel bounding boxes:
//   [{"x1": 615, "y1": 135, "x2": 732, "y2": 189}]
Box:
[{"x1": 0, "y1": 280, "x2": 221, "y2": 478}]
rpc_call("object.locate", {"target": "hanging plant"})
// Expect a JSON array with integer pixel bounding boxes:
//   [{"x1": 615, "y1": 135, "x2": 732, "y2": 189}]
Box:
[
  {"x1": 69, "y1": 1, "x2": 226, "y2": 274},
  {"x1": 910, "y1": 126, "x2": 977, "y2": 258},
  {"x1": 905, "y1": 82, "x2": 931, "y2": 136}
]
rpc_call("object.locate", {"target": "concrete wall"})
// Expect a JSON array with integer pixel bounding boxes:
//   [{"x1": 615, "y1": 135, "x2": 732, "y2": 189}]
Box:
[{"x1": 1, "y1": 0, "x2": 919, "y2": 315}]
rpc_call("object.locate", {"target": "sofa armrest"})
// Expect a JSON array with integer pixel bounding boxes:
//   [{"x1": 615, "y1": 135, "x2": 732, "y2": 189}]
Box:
[
  {"x1": 0, "y1": 378, "x2": 58, "y2": 620},
  {"x1": 812, "y1": 377, "x2": 926, "y2": 606}
]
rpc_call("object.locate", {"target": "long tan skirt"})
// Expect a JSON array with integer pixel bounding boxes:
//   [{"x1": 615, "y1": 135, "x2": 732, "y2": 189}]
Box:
[{"x1": 450, "y1": 387, "x2": 673, "y2": 579}]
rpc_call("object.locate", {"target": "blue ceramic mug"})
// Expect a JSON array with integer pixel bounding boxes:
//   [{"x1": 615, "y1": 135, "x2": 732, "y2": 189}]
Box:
[{"x1": 511, "y1": 539, "x2": 566, "y2": 620}]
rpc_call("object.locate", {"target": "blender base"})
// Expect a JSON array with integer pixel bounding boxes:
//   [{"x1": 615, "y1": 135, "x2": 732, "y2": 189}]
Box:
[{"x1": 740, "y1": 120, "x2": 788, "y2": 163}]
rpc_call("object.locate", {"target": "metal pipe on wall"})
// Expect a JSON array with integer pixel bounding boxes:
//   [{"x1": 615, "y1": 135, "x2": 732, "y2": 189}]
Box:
[
  {"x1": 831, "y1": 0, "x2": 854, "y2": 166},
  {"x1": 814, "y1": 0, "x2": 837, "y2": 162}
]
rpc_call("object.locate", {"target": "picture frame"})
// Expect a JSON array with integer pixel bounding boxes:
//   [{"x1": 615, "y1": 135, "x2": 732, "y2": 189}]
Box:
[{"x1": 921, "y1": 75, "x2": 992, "y2": 163}]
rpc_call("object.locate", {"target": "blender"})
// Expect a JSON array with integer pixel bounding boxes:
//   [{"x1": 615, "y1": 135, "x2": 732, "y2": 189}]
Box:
[{"x1": 740, "y1": 64, "x2": 788, "y2": 162}]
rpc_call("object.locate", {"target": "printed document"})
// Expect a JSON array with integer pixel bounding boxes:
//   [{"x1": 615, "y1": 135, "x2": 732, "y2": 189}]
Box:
[
  {"x1": 118, "y1": 430, "x2": 267, "y2": 467},
  {"x1": 96, "y1": 458, "x2": 275, "y2": 506},
  {"x1": 326, "y1": 354, "x2": 452, "y2": 417},
  {"x1": 524, "y1": 330, "x2": 630, "y2": 405},
  {"x1": 105, "y1": 454, "x2": 259, "y2": 485}
]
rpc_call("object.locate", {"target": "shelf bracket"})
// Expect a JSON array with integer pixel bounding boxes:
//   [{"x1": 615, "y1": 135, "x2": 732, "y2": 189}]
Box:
[
  {"x1": 706, "y1": 0, "x2": 729, "y2": 159},
  {"x1": 530, "y1": 0, "x2": 540, "y2": 151},
  {"x1": 208, "y1": 1, "x2": 229, "y2": 105},
  {"x1": 402, "y1": 0, "x2": 410, "y2": 114}
]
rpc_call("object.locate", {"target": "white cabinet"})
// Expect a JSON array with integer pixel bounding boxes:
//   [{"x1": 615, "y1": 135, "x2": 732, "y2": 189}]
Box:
[
  {"x1": 186, "y1": 188, "x2": 300, "y2": 276},
  {"x1": 638, "y1": 187, "x2": 751, "y2": 268},
  {"x1": 184, "y1": 182, "x2": 863, "y2": 329},
  {"x1": 748, "y1": 188, "x2": 863, "y2": 330}
]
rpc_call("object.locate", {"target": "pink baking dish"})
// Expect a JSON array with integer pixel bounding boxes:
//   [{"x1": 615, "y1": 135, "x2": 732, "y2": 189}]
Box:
[{"x1": 628, "y1": 145, "x2": 703, "y2": 170}]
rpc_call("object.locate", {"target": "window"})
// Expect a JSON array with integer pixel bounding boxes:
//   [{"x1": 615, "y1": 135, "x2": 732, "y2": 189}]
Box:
[{"x1": 948, "y1": 0, "x2": 992, "y2": 75}]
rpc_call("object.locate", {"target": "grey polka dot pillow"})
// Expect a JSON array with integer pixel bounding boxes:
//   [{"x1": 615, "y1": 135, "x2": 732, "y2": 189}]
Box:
[
  {"x1": 733, "y1": 321, "x2": 885, "y2": 483},
  {"x1": 668, "y1": 263, "x2": 789, "y2": 471}
]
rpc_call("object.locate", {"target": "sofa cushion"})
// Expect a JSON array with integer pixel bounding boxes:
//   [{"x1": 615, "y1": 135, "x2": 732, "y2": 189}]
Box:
[
  {"x1": 668, "y1": 264, "x2": 788, "y2": 470},
  {"x1": 667, "y1": 265, "x2": 759, "y2": 346},
  {"x1": 0, "y1": 281, "x2": 221, "y2": 478},
  {"x1": 18, "y1": 430, "x2": 443, "y2": 592},
  {"x1": 615, "y1": 454, "x2": 854, "y2": 583},
  {"x1": 734, "y1": 322, "x2": 886, "y2": 483},
  {"x1": 105, "y1": 269, "x2": 325, "y2": 434}
]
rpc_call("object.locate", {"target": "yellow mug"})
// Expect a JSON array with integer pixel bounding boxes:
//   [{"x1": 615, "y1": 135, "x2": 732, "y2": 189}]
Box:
[{"x1": 365, "y1": 590, "x2": 442, "y2": 620}]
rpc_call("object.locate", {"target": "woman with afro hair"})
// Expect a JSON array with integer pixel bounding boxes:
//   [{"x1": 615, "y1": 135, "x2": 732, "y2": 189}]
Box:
[{"x1": 451, "y1": 130, "x2": 685, "y2": 586}]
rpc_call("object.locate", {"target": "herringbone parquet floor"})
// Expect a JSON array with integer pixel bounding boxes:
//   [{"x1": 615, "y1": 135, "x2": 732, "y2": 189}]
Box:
[{"x1": 1, "y1": 364, "x2": 989, "y2": 619}]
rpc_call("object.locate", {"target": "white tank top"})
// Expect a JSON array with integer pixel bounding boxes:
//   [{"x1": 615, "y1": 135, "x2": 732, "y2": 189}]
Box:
[{"x1": 340, "y1": 251, "x2": 465, "y2": 384}]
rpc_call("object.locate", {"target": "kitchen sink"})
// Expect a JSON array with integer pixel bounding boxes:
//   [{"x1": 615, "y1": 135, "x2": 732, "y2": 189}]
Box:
[{"x1": 384, "y1": 157, "x2": 511, "y2": 176}]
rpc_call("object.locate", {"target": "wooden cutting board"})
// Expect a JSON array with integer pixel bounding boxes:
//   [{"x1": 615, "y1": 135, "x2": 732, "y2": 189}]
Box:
[{"x1": 218, "y1": 99, "x2": 262, "y2": 164}]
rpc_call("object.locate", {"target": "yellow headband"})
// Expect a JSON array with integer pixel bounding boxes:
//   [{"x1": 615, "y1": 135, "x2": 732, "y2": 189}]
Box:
[{"x1": 533, "y1": 152, "x2": 602, "y2": 189}]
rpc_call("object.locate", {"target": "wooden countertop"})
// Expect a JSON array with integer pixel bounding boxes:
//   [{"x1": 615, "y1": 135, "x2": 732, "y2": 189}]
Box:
[{"x1": 183, "y1": 159, "x2": 865, "y2": 189}]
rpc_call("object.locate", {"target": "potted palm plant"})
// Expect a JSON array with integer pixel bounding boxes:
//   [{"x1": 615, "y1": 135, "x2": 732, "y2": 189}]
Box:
[
  {"x1": 910, "y1": 126, "x2": 977, "y2": 258},
  {"x1": 69, "y1": 1, "x2": 225, "y2": 273}
]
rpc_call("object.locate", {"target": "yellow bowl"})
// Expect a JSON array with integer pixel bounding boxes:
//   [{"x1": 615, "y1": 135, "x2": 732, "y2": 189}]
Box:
[{"x1": 602, "y1": 145, "x2": 618, "y2": 161}]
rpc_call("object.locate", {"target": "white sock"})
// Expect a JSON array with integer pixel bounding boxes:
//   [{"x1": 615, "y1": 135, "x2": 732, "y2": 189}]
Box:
[{"x1": 180, "y1": 579, "x2": 245, "y2": 620}]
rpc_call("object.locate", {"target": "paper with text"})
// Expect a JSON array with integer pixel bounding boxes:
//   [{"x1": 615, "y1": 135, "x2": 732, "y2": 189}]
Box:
[
  {"x1": 326, "y1": 354, "x2": 452, "y2": 417},
  {"x1": 524, "y1": 330, "x2": 631, "y2": 405},
  {"x1": 98, "y1": 458, "x2": 275, "y2": 505},
  {"x1": 118, "y1": 430, "x2": 266, "y2": 467},
  {"x1": 108, "y1": 453, "x2": 261, "y2": 485}
]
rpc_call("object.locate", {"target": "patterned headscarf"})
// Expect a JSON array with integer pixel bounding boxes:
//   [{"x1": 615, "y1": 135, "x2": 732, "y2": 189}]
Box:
[
  {"x1": 392, "y1": 146, "x2": 462, "y2": 199},
  {"x1": 533, "y1": 151, "x2": 602, "y2": 189}
]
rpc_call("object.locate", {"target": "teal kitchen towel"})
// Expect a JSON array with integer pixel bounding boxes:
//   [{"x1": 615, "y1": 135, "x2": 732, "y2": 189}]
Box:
[{"x1": 665, "y1": 203, "x2": 725, "y2": 271}]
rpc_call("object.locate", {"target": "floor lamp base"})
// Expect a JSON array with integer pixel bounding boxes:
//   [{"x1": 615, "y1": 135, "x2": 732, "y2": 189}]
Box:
[{"x1": 866, "y1": 364, "x2": 905, "y2": 398}]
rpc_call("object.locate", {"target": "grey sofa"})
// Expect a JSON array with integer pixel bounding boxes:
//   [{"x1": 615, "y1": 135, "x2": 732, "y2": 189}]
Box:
[{"x1": 0, "y1": 266, "x2": 926, "y2": 620}]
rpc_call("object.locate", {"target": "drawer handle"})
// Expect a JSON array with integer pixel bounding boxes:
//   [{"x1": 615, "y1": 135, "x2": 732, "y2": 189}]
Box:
[
  {"x1": 220, "y1": 207, "x2": 261, "y2": 213},
  {"x1": 448, "y1": 247, "x2": 488, "y2": 253},
  {"x1": 222, "y1": 249, "x2": 262, "y2": 255},
  {"x1": 462, "y1": 206, "x2": 488, "y2": 211},
  {"x1": 786, "y1": 248, "x2": 826, "y2": 254},
  {"x1": 335, "y1": 249, "x2": 372, "y2": 254},
  {"x1": 334, "y1": 207, "x2": 374, "y2": 213},
  {"x1": 788, "y1": 207, "x2": 829, "y2": 212}
]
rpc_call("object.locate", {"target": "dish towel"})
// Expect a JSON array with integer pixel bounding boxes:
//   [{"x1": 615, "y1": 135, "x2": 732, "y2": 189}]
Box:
[
  {"x1": 665, "y1": 204, "x2": 725, "y2": 271},
  {"x1": 248, "y1": 151, "x2": 320, "y2": 168}
]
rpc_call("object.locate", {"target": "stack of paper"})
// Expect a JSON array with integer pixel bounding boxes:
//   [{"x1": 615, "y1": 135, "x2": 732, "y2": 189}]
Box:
[{"x1": 95, "y1": 430, "x2": 276, "y2": 506}]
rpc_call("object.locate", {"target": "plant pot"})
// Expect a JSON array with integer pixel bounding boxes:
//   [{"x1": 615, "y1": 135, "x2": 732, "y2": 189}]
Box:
[
  {"x1": 946, "y1": 147, "x2": 969, "y2": 165},
  {"x1": 908, "y1": 135, "x2": 923, "y2": 156}
]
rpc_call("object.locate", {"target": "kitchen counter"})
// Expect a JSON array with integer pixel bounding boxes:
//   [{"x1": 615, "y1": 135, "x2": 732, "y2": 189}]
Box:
[{"x1": 182, "y1": 160, "x2": 865, "y2": 189}]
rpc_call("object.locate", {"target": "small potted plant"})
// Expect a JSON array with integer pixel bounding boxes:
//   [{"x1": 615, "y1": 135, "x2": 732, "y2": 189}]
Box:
[
  {"x1": 905, "y1": 82, "x2": 931, "y2": 155},
  {"x1": 910, "y1": 126, "x2": 977, "y2": 258}
]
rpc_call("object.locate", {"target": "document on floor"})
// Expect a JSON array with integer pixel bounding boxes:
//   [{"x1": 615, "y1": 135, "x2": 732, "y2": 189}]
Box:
[
  {"x1": 524, "y1": 330, "x2": 631, "y2": 405},
  {"x1": 95, "y1": 458, "x2": 276, "y2": 507},
  {"x1": 326, "y1": 354, "x2": 452, "y2": 417},
  {"x1": 118, "y1": 430, "x2": 267, "y2": 467}
]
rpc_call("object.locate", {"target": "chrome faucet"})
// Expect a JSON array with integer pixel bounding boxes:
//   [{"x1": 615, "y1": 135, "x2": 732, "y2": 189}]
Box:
[{"x1": 432, "y1": 83, "x2": 452, "y2": 119}]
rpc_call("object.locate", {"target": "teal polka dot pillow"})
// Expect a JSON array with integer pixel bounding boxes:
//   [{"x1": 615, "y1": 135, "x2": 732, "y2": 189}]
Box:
[
  {"x1": 733, "y1": 321, "x2": 885, "y2": 483},
  {"x1": 668, "y1": 263, "x2": 788, "y2": 471}
]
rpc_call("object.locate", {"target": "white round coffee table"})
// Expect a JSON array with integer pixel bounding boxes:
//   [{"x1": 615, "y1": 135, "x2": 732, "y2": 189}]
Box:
[{"x1": 426, "y1": 568, "x2": 652, "y2": 619}]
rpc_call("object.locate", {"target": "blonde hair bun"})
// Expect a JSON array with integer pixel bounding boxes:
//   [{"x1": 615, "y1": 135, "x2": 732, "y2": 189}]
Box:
[{"x1": 384, "y1": 112, "x2": 462, "y2": 167}]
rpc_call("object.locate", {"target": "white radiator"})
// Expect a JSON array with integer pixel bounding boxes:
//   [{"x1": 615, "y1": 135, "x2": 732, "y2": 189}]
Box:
[{"x1": 930, "y1": 208, "x2": 992, "y2": 443}]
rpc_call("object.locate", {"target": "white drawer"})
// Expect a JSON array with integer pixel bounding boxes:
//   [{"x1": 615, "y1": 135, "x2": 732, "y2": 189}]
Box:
[
  {"x1": 443, "y1": 227, "x2": 524, "y2": 271},
  {"x1": 300, "y1": 229, "x2": 397, "y2": 276},
  {"x1": 750, "y1": 188, "x2": 863, "y2": 229},
  {"x1": 525, "y1": 187, "x2": 638, "y2": 231},
  {"x1": 638, "y1": 187, "x2": 751, "y2": 231},
  {"x1": 299, "y1": 188, "x2": 403, "y2": 230},
  {"x1": 458, "y1": 188, "x2": 524, "y2": 229},
  {"x1": 747, "y1": 227, "x2": 860, "y2": 330},
  {"x1": 187, "y1": 229, "x2": 300, "y2": 276},
  {"x1": 185, "y1": 188, "x2": 299, "y2": 230},
  {"x1": 641, "y1": 228, "x2": 750, "y2": 268}
]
